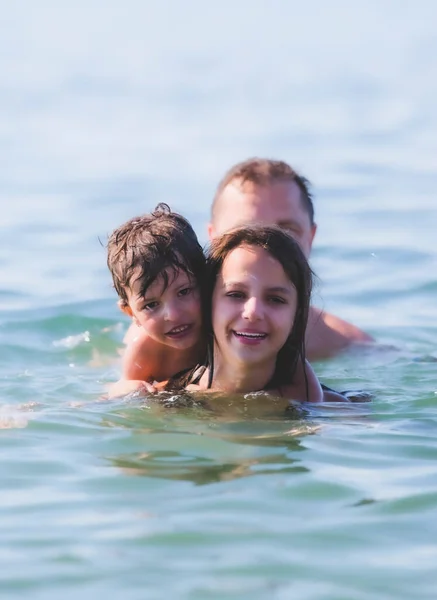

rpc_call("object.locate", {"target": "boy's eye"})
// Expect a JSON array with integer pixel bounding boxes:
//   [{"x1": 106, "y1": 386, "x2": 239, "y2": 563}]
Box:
[
  {"x1": 178, "y1": 287, "x2": 192, "y2": 297},
  {"x1": 143, "y1": 301, "x2": 159, "y2": 311}
]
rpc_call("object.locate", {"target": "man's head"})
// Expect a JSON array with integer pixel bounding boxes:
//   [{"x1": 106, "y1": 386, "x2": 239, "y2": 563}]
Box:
[
  {"x1": 208, "y1": 158, "x2": 317, "y2": 258},
  {"x1": 107, "y1": 203, "x2": 205, "y2": 310}
]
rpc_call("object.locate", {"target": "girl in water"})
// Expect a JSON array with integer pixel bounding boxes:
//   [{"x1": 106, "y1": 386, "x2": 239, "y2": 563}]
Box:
[{"x1": 171, "y1": 224, "x2": 346, "y2": 402}]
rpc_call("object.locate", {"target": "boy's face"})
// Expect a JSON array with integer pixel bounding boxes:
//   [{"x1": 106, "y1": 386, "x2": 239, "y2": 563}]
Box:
[
  {"x1": 208, "y1": 180, "x2": 317, "y2": 259},
  {"x1": 121, "y1": 269, "x2": 202, "y2": 350}
]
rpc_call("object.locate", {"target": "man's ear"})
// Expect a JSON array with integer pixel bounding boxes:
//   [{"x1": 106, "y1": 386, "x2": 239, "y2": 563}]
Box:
[
  {"x1": 207, "y1": 221, "x2": 216, "y2": 241},
  {"x1": 118, "y1": 300, "x2": 133, "y2": 318}
]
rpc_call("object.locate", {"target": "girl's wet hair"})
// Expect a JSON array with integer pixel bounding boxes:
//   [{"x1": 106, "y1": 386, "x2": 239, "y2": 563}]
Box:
[
  {"x1": 204, "y1": 225, "x2": 313, "y2": 389},
  {"x1": 107, "y1": 203, "x2": 206, "y2": 306}
]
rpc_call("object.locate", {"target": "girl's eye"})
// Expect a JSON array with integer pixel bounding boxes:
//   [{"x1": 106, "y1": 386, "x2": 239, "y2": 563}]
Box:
[
  {"x1": 268, "y1": 296, "x2": 286, "y2": 305},
  {"x1": 143, "y1": 301, "x2": 159, "y2": 311},
  {"x1": 226, "y1": 291, "x2": 245, "y2": 300},
  {"x1": 178, "y1": 287, "x2": 192, "y2": 297}
]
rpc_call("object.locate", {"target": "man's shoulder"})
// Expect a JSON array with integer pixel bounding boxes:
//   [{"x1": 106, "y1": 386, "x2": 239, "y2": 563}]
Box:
[
  {"x1": 306, "y1": 306, "x2": 374, "y2": 360},
  {"x1": 309, "y1": 306, "x2": 373, "y2": 341}
]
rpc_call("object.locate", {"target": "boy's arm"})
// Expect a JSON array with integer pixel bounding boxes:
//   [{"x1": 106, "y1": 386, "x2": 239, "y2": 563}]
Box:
[
  {"x1": 121, "y1": 329, "x2": 155, "y2": 382},
  {"x1": 106, "y1": 330, "x2": 169, "y2": 398},
  {"x1": 306, "y1": 307, "x2": 374, "y2": 361},
  {"x1": 123, "y1": 321, "x2": 140, "y2": 346},
  {"x1": 107, "y1": 378, "x2": 156, "y2": 399}
]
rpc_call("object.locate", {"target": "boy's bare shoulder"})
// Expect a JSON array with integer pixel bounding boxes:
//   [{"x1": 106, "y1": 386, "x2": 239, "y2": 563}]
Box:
[
  {"x1": 121, "y1": 328, "x2": 161, "y2": 381},
  {"x1": 123, "y1": 321, "x2": 141, "y2": 346},
  {"x1": 306, "y1": 306, "x2": 374, "y2": 360}
]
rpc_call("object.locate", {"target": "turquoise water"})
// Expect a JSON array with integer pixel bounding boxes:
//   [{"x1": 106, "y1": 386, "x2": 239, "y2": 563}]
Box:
[{"x1": 2, "y1": 2, "x2": 437, "y2": 598}]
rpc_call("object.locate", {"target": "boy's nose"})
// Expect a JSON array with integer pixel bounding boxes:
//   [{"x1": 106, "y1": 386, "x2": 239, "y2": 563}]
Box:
[
  {"x1": 163, "y1": 301, "x2": 179, "y2": 321},
  {"x1": 242, "y1": 297, "x2": 263, "y2": 321}
]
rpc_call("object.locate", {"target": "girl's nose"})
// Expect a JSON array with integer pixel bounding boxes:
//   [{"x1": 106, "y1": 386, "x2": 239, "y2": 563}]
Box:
[{"x1": 242, "y1": 297, "x2": 263, "y2": 321}]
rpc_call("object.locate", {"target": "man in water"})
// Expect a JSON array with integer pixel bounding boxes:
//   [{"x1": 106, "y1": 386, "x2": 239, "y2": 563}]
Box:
[{"x1": 208, "y1": 157, "x2": 373, "y2": 360}]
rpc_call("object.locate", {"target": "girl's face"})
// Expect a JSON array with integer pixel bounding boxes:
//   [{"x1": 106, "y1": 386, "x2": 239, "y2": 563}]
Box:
[{"x1": 212, "y1": 244, "x2": 297, "y2": 367}]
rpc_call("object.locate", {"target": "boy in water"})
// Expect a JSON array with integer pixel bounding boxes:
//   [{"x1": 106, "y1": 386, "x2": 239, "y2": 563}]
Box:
[{"x1": 106, "y1": 203, "x2": 205, "y2": 397}]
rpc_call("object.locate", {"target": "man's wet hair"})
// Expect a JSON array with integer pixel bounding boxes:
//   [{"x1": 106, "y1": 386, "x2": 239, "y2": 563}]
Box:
[
  {"x1": 212, "y1": 158, "x2": 315, "y2": 225},
  {"x1": 107, "y1": 203, "x2": 206, "y2": 307}
]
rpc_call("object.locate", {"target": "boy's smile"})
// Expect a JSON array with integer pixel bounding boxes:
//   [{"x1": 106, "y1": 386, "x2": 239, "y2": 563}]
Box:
[{"x1": 165, "y1": 323, "x2": 195, "y2": 339}]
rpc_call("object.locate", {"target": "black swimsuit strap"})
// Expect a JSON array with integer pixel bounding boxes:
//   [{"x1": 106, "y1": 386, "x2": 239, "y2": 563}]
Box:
[
  {"x1": 190, "y1": 364, "x2": 207, "y2": 385},
  {"x1": 166, "y1": 363, "x2": 207, "y2": 391}
]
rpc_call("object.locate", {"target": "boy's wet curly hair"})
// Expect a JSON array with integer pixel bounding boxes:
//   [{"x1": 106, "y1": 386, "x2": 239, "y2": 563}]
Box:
[{"x1": 107, "y1": 203, "x2": 206, "y2": 306}]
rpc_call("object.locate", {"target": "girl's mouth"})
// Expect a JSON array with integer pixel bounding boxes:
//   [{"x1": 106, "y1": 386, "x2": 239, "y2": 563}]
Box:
[{"x1": 232, "y1": 330, "x2": 267, "y2": 344}]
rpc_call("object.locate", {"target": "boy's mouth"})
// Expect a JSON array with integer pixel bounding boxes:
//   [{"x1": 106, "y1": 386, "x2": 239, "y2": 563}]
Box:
[{"x1": 166, "y1": 323, "x2": 193, "y2": 338}]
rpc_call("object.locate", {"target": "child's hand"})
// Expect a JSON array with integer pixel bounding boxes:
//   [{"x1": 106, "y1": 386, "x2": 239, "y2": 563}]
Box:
[{"x1": 107, "y1": 379, "x2": 160, "y2": 399}]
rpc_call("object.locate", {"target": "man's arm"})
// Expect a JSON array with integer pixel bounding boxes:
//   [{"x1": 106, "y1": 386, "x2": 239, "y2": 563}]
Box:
[{"x1": 306, "y1": 306, "x2": 374, "y2": 361}]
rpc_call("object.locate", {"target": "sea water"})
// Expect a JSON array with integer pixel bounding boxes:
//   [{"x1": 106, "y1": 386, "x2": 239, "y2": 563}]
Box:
[{"x1": 1, "y1": 1, "x2": 437, "y2": 598}]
